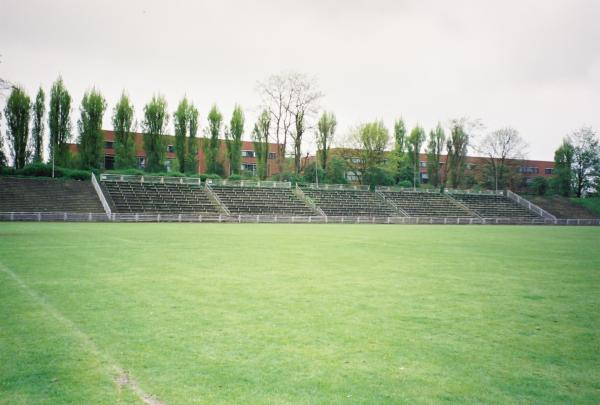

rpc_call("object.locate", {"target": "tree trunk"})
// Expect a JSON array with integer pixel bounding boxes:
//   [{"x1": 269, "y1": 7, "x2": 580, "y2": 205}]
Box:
[{"x1": 294, "y1": 141, "x2": 301, "y2": 174}]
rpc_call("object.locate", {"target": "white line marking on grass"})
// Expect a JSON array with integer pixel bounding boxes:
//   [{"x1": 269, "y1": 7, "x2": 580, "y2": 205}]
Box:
[{"x1": 0, "y1": 260, "x2": 165, "y2": 405}]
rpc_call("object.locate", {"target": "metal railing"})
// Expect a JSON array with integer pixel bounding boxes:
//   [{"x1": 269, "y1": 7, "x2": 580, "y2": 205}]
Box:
[
  {"x1": 301, "y1": 183, "x2": 371, "y2": 191},
  {"x1": 206, "y1": 179, "x2": 291, "y2": 188},
  {"x1": 376, "y1": 186, "x2": 503, "y2": 195},
  {"x1": 204, "y1": 185, "x2": 231, "y2": 215},
  {"x1": 506, "y1": 190, "x2": 557, "y2": 220},
  {"x1": 445, "y1": 188, "x2": 504, "y2": 196},
  {"x1": 91, "y1": 175, "x2": 112, "y2": 217},
  {"x1": 2, "y1": 211, "x2": 598, "y2": 225},
  {"x1": 293, "y1": 184, "x2": 326, "y2": 216},
  {"x1": 99, "y1": 174, "x2": 203, "y2": 185}
]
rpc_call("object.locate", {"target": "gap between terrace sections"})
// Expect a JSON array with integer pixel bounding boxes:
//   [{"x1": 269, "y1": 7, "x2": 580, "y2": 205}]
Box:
[{"x1": 0, "y1": 260, "x2": 165, "y2": 405}]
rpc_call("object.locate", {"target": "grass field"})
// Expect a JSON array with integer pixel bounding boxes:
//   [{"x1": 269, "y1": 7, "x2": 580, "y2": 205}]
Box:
[{"x1": 1, "y1": 223, "x2": 599, "y2": 404}]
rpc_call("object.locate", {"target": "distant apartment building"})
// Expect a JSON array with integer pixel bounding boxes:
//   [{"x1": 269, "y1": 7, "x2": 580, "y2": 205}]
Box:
[
  {"x1": 326, "y1": 148, "x2": 554, "y2": 185},
  {"x1": 70, "y1": 130, "x2": 282, "y2": 176}
]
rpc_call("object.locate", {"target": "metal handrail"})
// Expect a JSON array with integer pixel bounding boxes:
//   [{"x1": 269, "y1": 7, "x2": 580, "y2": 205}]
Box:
[
  {"x1": 301, "y1": 183, "x2": 370, "y2": 191},
  {"x1": 206, "y1": 179, "x2": 291, "y2": 188}
]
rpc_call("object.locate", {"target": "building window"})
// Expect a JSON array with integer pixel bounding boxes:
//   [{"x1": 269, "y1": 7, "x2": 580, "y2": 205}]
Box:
[
  {"x1": 268, "y1": 152, "x2": 276, "y2": 160},
  {"x1": 104, "y1": 141, "x2": 114, "y2": 149},
  {"x1": 419, "y1": 161, "x2": 426, "y2": 168},
  {"x1": 350, "y1": 157, "x2": 363, "y2": 164},
  {"x1": 104, "y1": 155, "x2": 114, "y2": 170},
  {"x1": 346, "y1": 171, "x2": 360, "y2": 181},
  {"x1": 137, "y1": 156, "x2": 146, "y2": 169},
  {"x1": 241, "y1": 163, "x2": 257, "y2": 173},
  {"x1": 241, "y1": 150, "x2": 255, "y2": 158},
  {"x1": 164, "y1": 159, "x2": 174, "y2": 172},
  {"x1": 518, "y1": 166, "x2": 539, "y2": 174},
  {"x1": 167, "y1": 145, "x2": 175, "y2": 153},
  {"x1": 545, "y1": 168, "x2": 553, "y2": 175}
]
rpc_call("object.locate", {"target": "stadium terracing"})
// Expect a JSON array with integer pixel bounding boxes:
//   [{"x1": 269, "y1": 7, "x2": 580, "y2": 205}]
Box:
[{"x1": 1, "y1": 175, "x2": 598, "y2": 225}]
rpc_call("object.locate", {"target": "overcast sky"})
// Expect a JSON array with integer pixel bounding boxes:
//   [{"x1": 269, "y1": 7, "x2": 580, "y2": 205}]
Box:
[{"x1": 1, "y1": 0, "x2": 599, "y2": 160}]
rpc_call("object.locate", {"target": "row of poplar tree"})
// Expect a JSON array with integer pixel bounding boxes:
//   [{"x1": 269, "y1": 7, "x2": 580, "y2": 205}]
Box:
[{"x1": 0, "y1": 76, "x2": 258, "y2": 176}]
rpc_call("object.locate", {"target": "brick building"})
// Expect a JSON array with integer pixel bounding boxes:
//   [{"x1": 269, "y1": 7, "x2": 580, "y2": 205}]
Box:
[
  {"x1": 71, "y1": 130, "x2": 282, "y2": 176},
  {"x1": 326, "y1": 148, "x2": 554, "y2": 185}
]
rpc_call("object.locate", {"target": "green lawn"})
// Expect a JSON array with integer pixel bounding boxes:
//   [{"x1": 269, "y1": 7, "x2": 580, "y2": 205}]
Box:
[{"x1": 1, "y1": 223, "x2": 599, "y2": 404}]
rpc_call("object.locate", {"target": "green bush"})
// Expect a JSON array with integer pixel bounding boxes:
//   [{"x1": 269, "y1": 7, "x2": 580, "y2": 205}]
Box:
[
  {"x1": 325, "y1": 157, "x2": 348, "y2": 184},
  {"x1": 363, "y1": 166, "x2": 395, "y2": 190},
  {"x1": 270, "y1": 171, "x2": 303, "y2": 185},
  {"x1": 227, "y1": 174, "x2": 243, "y2": 181},
  {"x1": 0, "y1": 163, "x2": 92, "y2": 181},
  {"x1": 106, "y1": 168, "x2": 145, "y2": 176},
  {"x1": 397, "y1": 180, "x2": 412, "y2": 188},
  {"x1": 1, "y1": 167, "x2": 17, "y2": 176},
  {"x1": 200, "y1": 173, "x2": 222, "y2": 181},
  {"x1": 303, "y1": 162, "x2": 325, "y2": 184},
  {"x1": 63, "y1": 169, "x2": 91, "y2": 180},
  {"x1": 529, "y1": 176, "x2": 548, "y2": 196},
  {"x1": 20, "y1": 163, "x2": 60, "y2": 177}
]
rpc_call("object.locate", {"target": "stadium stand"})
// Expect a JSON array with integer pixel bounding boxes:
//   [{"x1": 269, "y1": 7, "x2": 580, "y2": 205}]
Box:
[
  {"x1": 101, "y1": 181, "x2": 220, "y2": 214},
  {"x1": 450, "y1": 193, "x2": 539, "y2": 219},
  {"x1": 0, "y1": 177, "x2": 104, "y2": 212},
  {"x1": 380, "y1": 190, "x2": 476, "y2": 218},
  {"x1": 1, "y1": 175, "x2": 553, "y2": 222},
  {"x1": 209, "y1": 185, "x2": 316, "y2": 215},
  {"x1": 302, "y1": 188, "x2": 398, "y2": 217}
]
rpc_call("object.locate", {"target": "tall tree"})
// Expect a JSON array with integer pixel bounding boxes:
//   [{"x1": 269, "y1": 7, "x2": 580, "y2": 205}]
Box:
[
  {"x1": 4, "y1": 86, "x2": 31, "y2": 169},
  {"x1": 31, "y1": 87, "x2": 45, "y2": 163},
  {"x1": 252, "y1": 110, "x2": 271, "y2": 179},
  {"x1": 569, "y1": 127, "x2": 600, "y2": 197},
  {"x1": 173, "y1": 97, "x2": 190, "y2": 173},
  {"x1": 78, "y1": 88, "x2": 107, "y2": 170},
  {"x1": 393, "y1": 119, "x2": 408, "y2": 182},
  {"x1": 142, "y1": 95, "x2": 169, "y2": 172},
  {"x1": 444, "y1": 119, "x2": 473, "y2": 189},
  {"x1": 257, "y1": 73, "x2": 295, "y2": 173},
  {"x1": 48, "y1": 76, "x2": 72, "y2": 168},
  {"x1": 112, "y1": 92, "x2": 136, "y2": 169},
  {"x1": 343, "y1": 121, "x2": 390, "y2": 184},
  {"x1": 477, "y1": 127, "x2": 528, "y2": 191},
  {"x1": 407, "y1": 125, "x2": 426, "y2": 189},
  {"x1": 426, "y1": 123, "x2": 445, "y2": 188},
  {"x1": 315, "y1": 111, "x2": 336, "y2": 171},
  {"x1": 552, "y1": 140, "x2": 574, "y2": 197},
  {"x1": 205, "y1": 104, "x2": 223, "y2": 174},
  {"x1": 186, "y1": 104, "x2": 199, "y2": 174},
  {"x1": 288, "y1": 74, "x2": 322, "y2": 173},
  {"x1": 227, "y1": 105, "x2": 244, "y2": 176},
  {"x1": 0, "y1": 111, "x2": 6, "y2": 168},
  {"x1": 291, "y1": 110, "x2": 305, "y2": 173}
]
